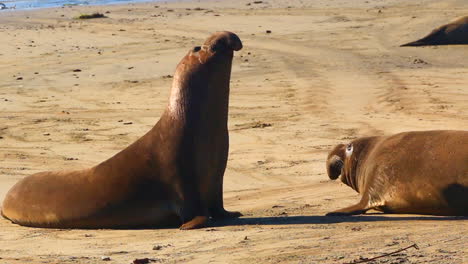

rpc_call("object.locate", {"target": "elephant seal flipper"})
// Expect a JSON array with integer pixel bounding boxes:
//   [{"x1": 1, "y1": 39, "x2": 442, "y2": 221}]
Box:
[
  {"x1": 1, "y1": 31, "x2": 242, "y2": 229},
  {"x1": 325, "y1": 130, "x2": 468, "y2": 216},
  {"x1": 325, "y1": 200, "x2": 371, "y2": 216},
  {"x1": 179, "y1": 216, "x2": 208, "y2": 230},
  {"x1": 401, "y1": 16, "x2": 468, "y2": 46}
]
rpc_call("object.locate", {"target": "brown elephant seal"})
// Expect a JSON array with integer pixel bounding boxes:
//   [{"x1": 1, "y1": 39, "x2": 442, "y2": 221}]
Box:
[
  {"x1": 326, "y1": 130, "x2": 468, "y2": 216},
  {"x1": 1, "y1": 31, "x2": 243, "y2": 229},
  {"x1": 401, "y1": 16, "x2": 468, "y2": 46}
]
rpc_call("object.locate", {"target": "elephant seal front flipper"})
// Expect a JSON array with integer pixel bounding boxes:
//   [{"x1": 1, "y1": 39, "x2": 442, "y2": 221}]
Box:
[{"x1": 325, "y1": 200, "x2": 371, "y2": 216}]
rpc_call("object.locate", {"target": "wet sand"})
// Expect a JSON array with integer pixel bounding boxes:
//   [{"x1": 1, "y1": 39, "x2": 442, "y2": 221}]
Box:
[{"x1": 0, "y1": 0, "x2": 467, "y2": 263}]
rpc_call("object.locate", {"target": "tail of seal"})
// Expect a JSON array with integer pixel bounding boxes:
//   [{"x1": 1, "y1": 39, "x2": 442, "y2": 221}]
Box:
[
  {"x1": 0, "y1": 206, "x2": 10, "y2": 222},
  {"x1": 400, "y1": 16, "x2": 468, "y2": 46},
  {"x1": 400, "y1": 40, "x2": 430, "y2": 47},
  {"x1": 400, "y1": 28, "x2": 446, "y2": 47}
]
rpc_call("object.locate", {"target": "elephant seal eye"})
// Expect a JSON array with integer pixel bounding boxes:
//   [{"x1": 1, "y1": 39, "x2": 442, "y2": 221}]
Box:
[{"x1": 345, "y1": 144, "x2": 353, "y2": 156}]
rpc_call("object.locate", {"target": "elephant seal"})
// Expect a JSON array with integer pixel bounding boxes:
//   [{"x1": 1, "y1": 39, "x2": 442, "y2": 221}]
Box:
[
  {"x1": 1, "y1": 31, "x2": 243, "y2": 229},
  {"x1": 401, "y1": 16, "x2": 468, "y2": 46},
  {"x1": 326, "y1": 130, "x2": 468, "y2": 216}
]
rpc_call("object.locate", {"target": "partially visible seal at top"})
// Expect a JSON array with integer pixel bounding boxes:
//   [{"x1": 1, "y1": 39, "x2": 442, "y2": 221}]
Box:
[
  {"x1": 0, "y1": 3, "x2": 15, "y2": 9},
  {"x1": 401, "y1": 16, "x2": 468, "y2": 46},
  {"x1": 1, "y1": 31, "x2": 243, "y2": 229},
  {"x1": 325, "y1": 130, "x2": 468, "y2": 216}
]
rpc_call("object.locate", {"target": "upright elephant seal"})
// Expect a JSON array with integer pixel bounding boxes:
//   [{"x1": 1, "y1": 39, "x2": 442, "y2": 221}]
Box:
[
  {"x1": 1, "y1": 31, "x2": 243, "y2": 229},
  {"x1": 326, "y1": 130, "x2": 468, "y2": 216},
  {"x1": 401, "y1": 16, "x2": 468, "y2": 46}
]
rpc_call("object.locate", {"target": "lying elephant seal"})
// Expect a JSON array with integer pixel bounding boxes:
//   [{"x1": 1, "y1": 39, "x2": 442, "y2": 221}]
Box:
[
  {"x1": 326, "y1": 130, "x2": 468, "y2": 216},
  {"x1": 1, "y1": 31, "x2": 243, "y2": 229},
  {"x1": 401, "y1": 16, "x2": 468, "y2": 46}
]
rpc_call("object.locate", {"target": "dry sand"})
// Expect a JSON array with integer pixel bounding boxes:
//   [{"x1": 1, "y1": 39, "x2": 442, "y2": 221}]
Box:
[{"x1": 0, "y1": 0, "x2": 467, "y2": 263}]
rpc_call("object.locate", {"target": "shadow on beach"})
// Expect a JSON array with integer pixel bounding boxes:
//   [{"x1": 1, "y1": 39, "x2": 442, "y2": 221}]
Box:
[
  {"x1": 4, "y1": 214, "x2": 464, "y2": 231},
  {"x1": 210, "y1": 214, "x2": 468, "y2": 227}
]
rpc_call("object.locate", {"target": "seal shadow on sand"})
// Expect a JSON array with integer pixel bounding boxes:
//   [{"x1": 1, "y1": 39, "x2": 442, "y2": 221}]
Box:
[
  {"x1": 3, "y1": 215, "x2": 462, "y2": 230},
  {"x1": 213, "y1": 184, "x2": 467, "y2": 227},
  {"x1": 210, "y1": 214, "x2": 468, "y2": 227}
]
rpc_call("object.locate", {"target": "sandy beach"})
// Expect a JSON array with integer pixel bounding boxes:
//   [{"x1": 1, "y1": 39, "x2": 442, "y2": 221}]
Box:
[{"x1": 0, "y1": 0, "x2": 467, "y2": 263}]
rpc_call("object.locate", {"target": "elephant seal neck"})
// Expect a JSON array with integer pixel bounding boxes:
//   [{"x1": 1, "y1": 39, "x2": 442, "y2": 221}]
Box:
[
  {"x1": 167, "y1": 47, "x2": 232, "y2": 129},
  {"x1": 343, "y1": 137, "x2": 378, "y2": 193}
]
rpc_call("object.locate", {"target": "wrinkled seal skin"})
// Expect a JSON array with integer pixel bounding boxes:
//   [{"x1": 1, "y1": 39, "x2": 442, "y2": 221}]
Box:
[
  {"x1": 401, "y1": 16, "x2": 468, "y2": 46},
  {"x1": 326, "y1": 130, "x2": 468, "y2": 216},
  {"x1": 1, "y1": 31, "x2": 243, "y2": 229}
]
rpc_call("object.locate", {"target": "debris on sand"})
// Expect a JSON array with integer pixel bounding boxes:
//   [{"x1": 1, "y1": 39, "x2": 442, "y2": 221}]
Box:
[
  {"x1": 133, "y1": 258, "x2": 150, "y2": 264},
  {"x1": 344, "y1": 244, "x2": 419, "y2": 264},
  {"x1": 233, "y1": 121, "x2": 272, "y2": 131},
  {"x1": 76, "y1": 13, "x2": 107, "y2": 19},
  {"x1": 132, "y1": 257, "x2": 162, "y2": 263},
  {"x1": 252, "y1": 122, "x2": 272, "y2": 128},
  {"x1": 152, "y1": 244, "x2": 172, "y2": 250},
  {"x1": 412, "y1": 58, "x2": 428, "y2": 65}
]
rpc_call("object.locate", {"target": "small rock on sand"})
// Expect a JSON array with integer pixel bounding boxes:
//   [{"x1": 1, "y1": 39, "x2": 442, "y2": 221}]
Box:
[{"x1": 133, "y1": 258, "x2": 150, "y2": 264}]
